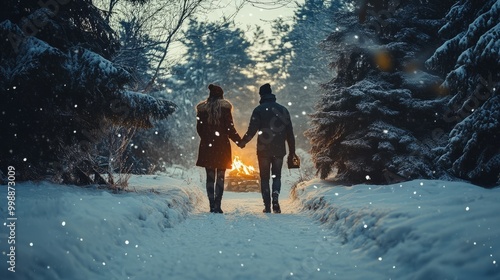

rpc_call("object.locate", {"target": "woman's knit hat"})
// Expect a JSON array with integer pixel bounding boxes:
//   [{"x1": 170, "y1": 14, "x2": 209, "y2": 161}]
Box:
[{"x1": 208, "y1": 84, "x2": 224, "y2": 99}]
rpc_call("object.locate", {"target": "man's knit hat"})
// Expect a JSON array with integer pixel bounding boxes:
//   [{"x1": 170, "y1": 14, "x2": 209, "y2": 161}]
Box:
[{"x1": 259, "y1": 83, "x2": 272, "y2": 95}]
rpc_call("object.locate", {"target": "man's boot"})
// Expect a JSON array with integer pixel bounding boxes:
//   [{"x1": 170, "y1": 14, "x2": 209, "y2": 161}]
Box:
[
  {"x1": 263, "y1": 204, "x2": 271, "y2": 213},
  {"x1": 262, "y1": 188, "x2": 271, "y2": 213},
  {"x1": 272, "y1": 191, "x2": 281, "y2": 213}
]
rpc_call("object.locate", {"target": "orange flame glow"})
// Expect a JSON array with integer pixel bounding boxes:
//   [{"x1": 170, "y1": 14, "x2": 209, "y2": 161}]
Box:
[{"x1": 230, "y1": 156, "x2": 256, "y2": 176}]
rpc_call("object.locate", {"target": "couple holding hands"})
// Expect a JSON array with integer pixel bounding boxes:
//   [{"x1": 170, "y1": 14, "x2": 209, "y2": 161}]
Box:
[{"x1": 195, "y1": 83, "x2": 297, "y2": 214}]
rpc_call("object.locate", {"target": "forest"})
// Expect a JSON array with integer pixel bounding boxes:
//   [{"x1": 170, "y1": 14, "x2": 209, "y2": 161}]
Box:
[{"x1": 0, "y1": 0, "x2": 498, "y2": 187}]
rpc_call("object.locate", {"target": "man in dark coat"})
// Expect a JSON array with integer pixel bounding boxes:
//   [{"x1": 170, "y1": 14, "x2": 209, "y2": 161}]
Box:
[
  {"x1": 238, "y1": 83, "x2": 296, "y2": 213},
  {"x1": 196, "y1": 84, "x2": 242, "y2": 213}
]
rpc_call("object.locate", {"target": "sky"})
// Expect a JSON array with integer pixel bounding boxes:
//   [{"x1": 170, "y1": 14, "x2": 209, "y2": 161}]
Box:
[
  {"x1": 160, "y1": 0, "x2": 303, "y2": 69},
  {"x1": 209, "y1": 0, "x2": 303, "y2": 37}
]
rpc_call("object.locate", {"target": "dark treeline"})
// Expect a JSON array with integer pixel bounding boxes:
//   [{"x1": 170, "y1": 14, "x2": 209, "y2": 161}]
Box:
[
  {"x1": 0, "y1": 0, "x2": 176, "y2": 186},
  {"x1": 1, "y1": 0, "x2": 498, "y2": 187}
]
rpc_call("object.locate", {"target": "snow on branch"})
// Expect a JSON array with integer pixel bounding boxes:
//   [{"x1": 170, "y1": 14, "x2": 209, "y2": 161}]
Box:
[{"x1": 108, "y1": 90, "x2": 177, "y2": 128}]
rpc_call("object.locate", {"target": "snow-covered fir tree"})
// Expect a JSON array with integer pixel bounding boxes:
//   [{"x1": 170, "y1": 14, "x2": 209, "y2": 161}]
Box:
[
  {"x1": 426, "y1": 0, "x2": 500, "y2": 187},
  {"x1": 306, "y1": 0, "x2": 456, "y2": 184},
  {"x1": 0, "y1": 0, "x2": 176, "y2": 184}
]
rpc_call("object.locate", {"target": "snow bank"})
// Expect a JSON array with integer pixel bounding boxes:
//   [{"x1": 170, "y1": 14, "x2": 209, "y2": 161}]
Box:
[
  {"x1": 2, "y1": 170, "x2": 499, "y2": 279},
  {"x1": 292, "y1": 179, "x2": 500, "y2": 279},
  {"x1": 0, "y1": 176, "x2": 203, "y2": 280}
]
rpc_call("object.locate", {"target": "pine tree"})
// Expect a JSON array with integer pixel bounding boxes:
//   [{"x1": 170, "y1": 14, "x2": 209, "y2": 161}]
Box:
[
  {"x1": 306, "y1": 0, "x2": 455, "y2": 184},
  {"x1": 426, "y1": 0, "x2": 500, "y2": 186},
  {"x1": 0, "y1": 0, "x2": 176, "y2": 184}
]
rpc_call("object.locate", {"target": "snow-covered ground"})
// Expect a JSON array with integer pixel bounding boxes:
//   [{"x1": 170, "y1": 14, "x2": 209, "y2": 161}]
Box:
[
  {"x1": 293, "y1": 179, "x2": 500, "y2": 280},
  {"x1": 1, "y1": 166, "x2": 499, "y2": 280}
]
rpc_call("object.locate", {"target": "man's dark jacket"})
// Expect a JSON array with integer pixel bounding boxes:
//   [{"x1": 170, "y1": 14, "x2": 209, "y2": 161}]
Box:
[{"x1": 242, "y1": 93, "x2": 295, "y2": 157}]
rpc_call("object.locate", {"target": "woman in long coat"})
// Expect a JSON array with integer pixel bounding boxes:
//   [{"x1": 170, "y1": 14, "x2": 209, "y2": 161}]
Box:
[{"x1": 196, "y1": 84, "x2": 242, "y2": 213}]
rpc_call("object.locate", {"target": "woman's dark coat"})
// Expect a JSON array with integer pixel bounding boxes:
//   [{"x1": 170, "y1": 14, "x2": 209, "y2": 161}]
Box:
[{"x1": 196, "y1": 99, "x2": 241, "y2": 169}]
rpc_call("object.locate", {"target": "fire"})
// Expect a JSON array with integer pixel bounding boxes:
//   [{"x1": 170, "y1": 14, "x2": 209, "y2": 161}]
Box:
[{"x1": 230, "y1": 156, "x2": 256, "y2": 176}]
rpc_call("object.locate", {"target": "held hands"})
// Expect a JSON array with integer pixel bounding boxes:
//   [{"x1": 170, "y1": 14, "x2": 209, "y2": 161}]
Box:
[
  {"x1": 236, "y1": 141, "x2": 246, "y2": 149},
  {"x1": 287, "y1": 152, "x2": 300, "y2": 169}
]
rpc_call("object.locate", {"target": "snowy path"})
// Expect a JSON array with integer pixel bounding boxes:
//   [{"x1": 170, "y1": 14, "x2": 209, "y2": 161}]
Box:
[
  {"x1": 2, "y1": 175, "x2": 498, "y2": 280},
  {"x1": 157, "y1": 192, "x2": 384, "y2": 280},
  {"x1": 0, "y1": 175, "x2": 384, "y2": 280}
]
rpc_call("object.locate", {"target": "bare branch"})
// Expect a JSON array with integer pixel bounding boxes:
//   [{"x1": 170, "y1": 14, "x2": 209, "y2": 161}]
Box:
[
  {"x1": 143, "y1": 0, "x2": 205, "y2": 92},
  {"x1": 243, "y1": 0, "x2": 295, "y2": 10}
]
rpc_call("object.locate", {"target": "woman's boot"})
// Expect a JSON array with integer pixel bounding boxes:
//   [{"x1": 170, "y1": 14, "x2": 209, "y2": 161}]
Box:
[
  {"x1": 207, "y1": 185, "x2": 215, "y2": 213},
  {"x1": 214, "y1": 197, "x2": 223, "y2": 213},
  {"x1": 209, "y1": 197, "x2": 216, "y2": 213}
]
